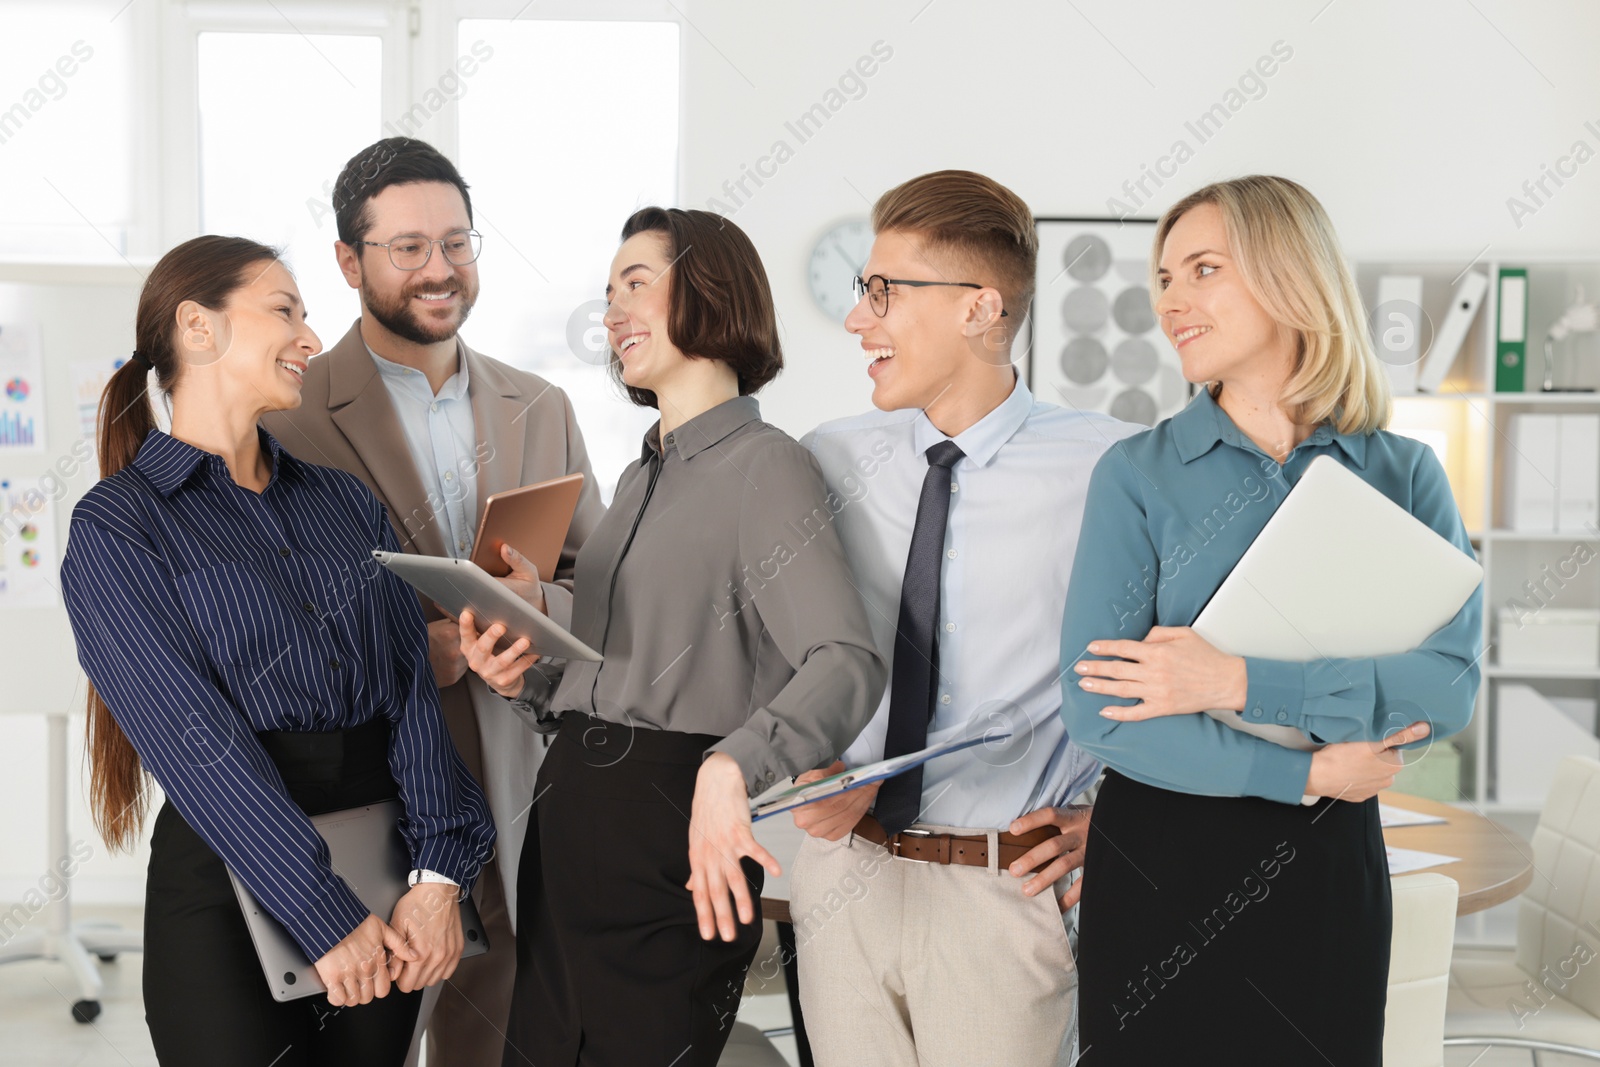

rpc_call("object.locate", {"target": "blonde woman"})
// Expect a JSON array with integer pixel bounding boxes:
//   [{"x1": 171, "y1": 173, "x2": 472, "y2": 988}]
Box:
[{"x1": 1059, "y1": 176, "x2": 1482, "y2": 1062}]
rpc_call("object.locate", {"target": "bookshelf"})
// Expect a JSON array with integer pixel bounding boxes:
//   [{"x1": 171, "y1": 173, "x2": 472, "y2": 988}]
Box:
[{"x1": 1356, "y1": 257, "x2": 1600, "y2": 817}]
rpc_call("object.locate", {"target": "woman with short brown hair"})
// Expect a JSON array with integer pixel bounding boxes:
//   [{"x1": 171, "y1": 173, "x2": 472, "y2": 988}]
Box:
[{"x1": 461, "y1": 208, "x2": 886, "y2": 1067}]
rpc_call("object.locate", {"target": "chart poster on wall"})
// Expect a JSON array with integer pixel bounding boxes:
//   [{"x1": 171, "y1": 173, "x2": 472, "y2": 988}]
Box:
[
  {"x1": 72, "y1": 355, "x2": 134, "y2": 478},
  {"x1": 0, "y1": 323, "x2": 47, "y2": 454},
  {"x1": 73, "y1": 357, "x2": 124, "y2": 440},
  {"x1": 0, "y1": 480, "x2": 59, "y2": 607},
  {"x1": 1029, "y1": 218, "x2": 1192, "y2": 427}
]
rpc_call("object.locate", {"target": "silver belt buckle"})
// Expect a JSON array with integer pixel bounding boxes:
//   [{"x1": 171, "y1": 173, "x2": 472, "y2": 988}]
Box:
[{"x1": 893, "y1": 827, "x2": 933, "y2": 863}]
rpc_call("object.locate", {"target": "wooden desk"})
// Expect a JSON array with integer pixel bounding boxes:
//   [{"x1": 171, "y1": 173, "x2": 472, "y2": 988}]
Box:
[
  {"x1": 753, "y1": 796, "x2": 1534, "y2": 1067},
  {"x1": 1380, "y1": 791, "x2": 1535, "y2": 915},
  {"x1": 758, "y1": 795, "x2": 1537, "y2": 921}
]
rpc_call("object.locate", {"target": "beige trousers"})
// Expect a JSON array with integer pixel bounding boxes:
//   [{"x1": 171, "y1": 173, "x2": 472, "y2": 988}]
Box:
[{"x1": 791, "y1": 827, "x2": 1077, "y2": 1067}]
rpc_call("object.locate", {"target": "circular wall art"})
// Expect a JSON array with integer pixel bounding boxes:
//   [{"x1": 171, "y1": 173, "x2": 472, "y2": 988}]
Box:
[{"x1": 1027, "y1": 219, "x2": 1193, "y2": 428}]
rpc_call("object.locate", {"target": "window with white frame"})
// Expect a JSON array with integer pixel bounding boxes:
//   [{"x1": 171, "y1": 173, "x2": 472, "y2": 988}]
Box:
[
  {"x1": 185, "y1": 6, "x2": 681, "y2": 498},
  {"x1": 0, "y1": 0, "x2": 681, "y2": 501},
  {"x1": 455, "y1": 16, "x2": 680, "y2": 496},
  {"x1": 197, "y1": 31, "x2": 385, "y2": 335},
  {"x1": 0, "y1": 0, "x2": 136, "y2": 261}
]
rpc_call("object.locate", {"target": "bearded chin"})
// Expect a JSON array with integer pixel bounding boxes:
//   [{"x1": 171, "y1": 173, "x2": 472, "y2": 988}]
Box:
[{"x1": 364, "y1": 282, "x2": 475, "y2": 345}]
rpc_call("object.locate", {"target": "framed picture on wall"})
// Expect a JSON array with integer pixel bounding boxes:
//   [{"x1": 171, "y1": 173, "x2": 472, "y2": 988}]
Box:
[{"x1": 1024, "y1": 217, "x2": 1193, "y2": 427}]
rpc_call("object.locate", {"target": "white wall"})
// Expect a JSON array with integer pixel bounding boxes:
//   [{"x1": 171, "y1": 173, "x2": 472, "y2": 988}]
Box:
[
  {"x1": 5, "y1": 0, "x2": 1599, "y2": 905},
  {"x1": 675, "y1": 0, "x2": 1600, "y2": 436}
]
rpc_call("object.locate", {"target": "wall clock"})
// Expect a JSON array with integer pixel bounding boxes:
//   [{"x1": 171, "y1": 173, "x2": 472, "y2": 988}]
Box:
[{"x1": 808, "y1": 218, "x2": 874, "y2": 322}]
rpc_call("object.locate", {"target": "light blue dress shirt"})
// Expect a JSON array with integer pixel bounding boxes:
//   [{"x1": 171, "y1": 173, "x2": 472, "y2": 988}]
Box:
[
  {"x1": 802, "y1": 375, "x2": 1140, "y2": 830},
  {"x1": 1059, "y1": 387, "x2": 1484, "y2": 806},
  {"x1": 368, "y1": 343, "x2": 479, "y2": 560}
]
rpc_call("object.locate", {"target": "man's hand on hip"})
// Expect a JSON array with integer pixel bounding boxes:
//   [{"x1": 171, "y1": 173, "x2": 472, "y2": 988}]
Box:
[{"x1": 1008, "y1": 804, "x2": 1091, "y2": 912}]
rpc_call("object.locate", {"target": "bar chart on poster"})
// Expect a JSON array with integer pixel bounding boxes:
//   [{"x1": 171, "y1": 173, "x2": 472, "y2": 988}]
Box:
[
  {"x1": 0, "y1": 267, "x2": 144, "y2": 637},
  {"x1": 0, "y1": 265, "x2": 148, "y2": 910}
]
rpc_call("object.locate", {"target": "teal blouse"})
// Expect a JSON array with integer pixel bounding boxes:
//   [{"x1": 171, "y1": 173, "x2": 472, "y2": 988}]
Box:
[{"x1": 1058, "y1": 389, "x2": 1483, "y2": 805}]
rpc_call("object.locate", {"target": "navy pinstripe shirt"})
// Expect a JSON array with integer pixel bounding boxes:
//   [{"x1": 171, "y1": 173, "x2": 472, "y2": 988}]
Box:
[{"x1": 60, "y1": 427, "x2": 495, "y2": 959}]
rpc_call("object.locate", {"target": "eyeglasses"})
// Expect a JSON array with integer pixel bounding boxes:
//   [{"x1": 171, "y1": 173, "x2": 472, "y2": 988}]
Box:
[
  {"x1": 852, "y1": 274, "x2": 1008, "y2": 318},
  {"x1": 356, "y1": 230, "x2": 483, "y2": 271}
]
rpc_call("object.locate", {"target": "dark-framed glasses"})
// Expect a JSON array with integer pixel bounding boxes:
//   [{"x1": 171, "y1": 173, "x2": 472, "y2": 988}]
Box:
[
  {"x1": 852, "y1": 274, "x2": 1008, "y2": 318},
  {"x1": 357, "y1": 229, "x2": 483, "y2": 271}
]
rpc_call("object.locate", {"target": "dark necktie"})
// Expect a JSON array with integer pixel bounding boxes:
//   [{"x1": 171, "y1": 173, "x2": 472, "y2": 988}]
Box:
[{"x1": 874, "y1": 438, "x2": 965, "y2": 836}]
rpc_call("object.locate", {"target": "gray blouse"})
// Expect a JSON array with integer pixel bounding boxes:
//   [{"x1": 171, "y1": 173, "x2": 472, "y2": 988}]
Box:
[{"x1": 510, "y1": 395, "x2": 887, "y2": 795}]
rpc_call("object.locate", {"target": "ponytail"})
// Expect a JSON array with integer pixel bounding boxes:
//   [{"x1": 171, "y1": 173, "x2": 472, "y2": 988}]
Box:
[
  {"x1": 86, "y1": 235, "x2": 279, "y2": 850},
  {"x1": 94, "y1": 354, "x2": 156, "y2": 489}
]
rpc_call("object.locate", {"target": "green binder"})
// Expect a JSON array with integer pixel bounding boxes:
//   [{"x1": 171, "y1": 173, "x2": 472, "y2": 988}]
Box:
[{"x1": 1495, "y1": 267, "x2": 1528, "y2": 392}]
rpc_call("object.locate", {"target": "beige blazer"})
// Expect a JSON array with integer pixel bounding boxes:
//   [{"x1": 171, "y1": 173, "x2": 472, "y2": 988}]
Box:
[{"x1": 261, "y1": 320, "x2": 604, "y2": 924}]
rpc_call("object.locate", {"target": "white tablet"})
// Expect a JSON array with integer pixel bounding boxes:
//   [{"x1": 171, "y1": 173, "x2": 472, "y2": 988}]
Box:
[{"x1": 373, "y1": 550, "x2": 602, "y2": 663}]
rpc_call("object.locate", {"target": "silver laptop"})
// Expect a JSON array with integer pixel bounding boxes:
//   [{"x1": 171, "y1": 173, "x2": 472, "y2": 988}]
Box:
[
  {"x1": 228, "y1": 800, "x2": 489, "y2": 1002},
  {"x1": 1191, "y1": 454, "x2": 1482, "y2": 754}
]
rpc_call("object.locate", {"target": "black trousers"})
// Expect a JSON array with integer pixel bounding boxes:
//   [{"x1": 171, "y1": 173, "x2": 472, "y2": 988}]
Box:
[
  {"x1": 142, "y1": 718, "x2": 422, "y2": 1067},
  {"x1": 503, "y1": 714, "x2": 764, "y2": 1067},
  {"x1": 1077, "y1": 770, "x2": 1392, "y2": 1065}
]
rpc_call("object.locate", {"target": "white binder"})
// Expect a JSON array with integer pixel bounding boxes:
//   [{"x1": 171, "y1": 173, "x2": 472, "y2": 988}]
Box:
[
  {"x1": 1509, "y1": 414, "x2": 1560, "y2": 532},
  {"x1": 1417, "y1": 271, "x2": 1488, "y2": 393},
  {"x1": 1375, "y1": 274, "x2": 1424, "y2": 394},
  {"x1": 1557, "y1": 414, "x2": 1600, "y2": 532}
]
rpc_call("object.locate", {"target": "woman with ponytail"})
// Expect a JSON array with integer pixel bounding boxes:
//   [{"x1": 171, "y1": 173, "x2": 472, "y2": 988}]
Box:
[{"x1": 59, "y1": 236, "x2": 495, "y2": 1066}]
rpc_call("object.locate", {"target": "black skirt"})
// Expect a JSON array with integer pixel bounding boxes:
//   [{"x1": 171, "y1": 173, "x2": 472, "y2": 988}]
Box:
[
  {"x1": 142, "y1": 718, "x2": 422, "y2": 1067},
  {"x1": 503, "y1": 713, "x2": 765, "y2": 1067},
  {"x1": 1076, "y1": 770, "x2": 1391, "y2": 1065}
]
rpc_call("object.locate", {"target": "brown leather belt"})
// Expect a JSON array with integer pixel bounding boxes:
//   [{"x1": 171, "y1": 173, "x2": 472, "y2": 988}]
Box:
[{"x1": 850, "y1": 815, "x2": 1059, "y2": 873}]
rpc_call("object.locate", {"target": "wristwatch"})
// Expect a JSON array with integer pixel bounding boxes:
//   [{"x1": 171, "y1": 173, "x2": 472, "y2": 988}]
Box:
[{"x1": 407, "y1": 869, "x2": 462, "y2": 898}]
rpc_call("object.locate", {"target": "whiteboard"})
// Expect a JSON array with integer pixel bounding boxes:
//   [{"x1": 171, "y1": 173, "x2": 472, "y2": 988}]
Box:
[{"x1": 0, "y1": 266, "x2": 146, "y2": 717}]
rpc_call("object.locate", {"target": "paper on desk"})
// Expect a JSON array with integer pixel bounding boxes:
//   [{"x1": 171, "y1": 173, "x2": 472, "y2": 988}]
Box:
[
  {"x1": 1379, "y1": 803, "x2": 1447, "y2": 828},
  {"x1": 1386, "y1": 845, "x2": 1460, "y2": 875}
]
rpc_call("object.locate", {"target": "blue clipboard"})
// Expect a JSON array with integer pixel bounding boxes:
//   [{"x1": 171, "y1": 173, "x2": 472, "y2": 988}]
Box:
[{"x1": 750, "y1": 732, "x2": 1012, "y2": 822}]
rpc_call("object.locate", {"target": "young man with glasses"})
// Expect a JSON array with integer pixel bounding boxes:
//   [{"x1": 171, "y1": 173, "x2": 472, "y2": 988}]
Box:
[
  {"x1": 791, "y1": 170, "x2": 1139, "y2": 1065},
  {"x1": 262, "y1": 136, "x2": 603, "y2": 1067}
]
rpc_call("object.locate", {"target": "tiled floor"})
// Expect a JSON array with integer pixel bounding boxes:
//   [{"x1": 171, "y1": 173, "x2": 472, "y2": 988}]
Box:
[
  {"x1": 1444, "y1": 1049, "x2": 1593, "y2": 1065},
  {"x1": 0, "y1": 906, "x2": 158, "y2": 1067},
  {"x1": 732, "y1": 995, "x2": 801, "y2": 1066},
  {"x1": 0, "y1": 906, "x2": 801, "y2": 1067},
  {"x1": 6, "y1": 906, "x2": 1595, "y2": 1067}
]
